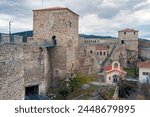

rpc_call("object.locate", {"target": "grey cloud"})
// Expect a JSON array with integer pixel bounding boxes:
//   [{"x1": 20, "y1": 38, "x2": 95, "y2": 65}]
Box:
[
  {"x1": 67, "y1": 0, "x2": 104, "y2": 16},
  {"x1": 70, "y1": 0, "x2": 148, "y2": 19},
  {"x1": 0, "y1": 0, "x2": 32, "y2": 17},
  {"x1": 97, "y1": 8, "x2": 119, "y2": 19},
  {"x1": 0, "y1": 0, "x2": 149, "y2": 39},
  {"x1": 133, "y1": 1, "x2": 149, "y2": 11},
  {"x1": 119, "y1": 0, "x2": 148, "y2": 12}
]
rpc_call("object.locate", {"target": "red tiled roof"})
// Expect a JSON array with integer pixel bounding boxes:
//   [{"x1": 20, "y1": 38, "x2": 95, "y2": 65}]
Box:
[
  {"x1": 33, "y1": 7, "x2": 79, "y2": 16},
  {"x1": 103, "y1": 65, "x2": 112, "y2": 71},
  {"x1": 95, "y1": 44, "x2": 108, "y2": 50},
  {"x1": 103, "y1": 65, "x2": 126, "y2": 73},
  {"x1": 119, "y1": 28, "x2": 138, "y2": 32},
  {"x1": 138, "y1": 61, "x2": 150, "y2": 68}
]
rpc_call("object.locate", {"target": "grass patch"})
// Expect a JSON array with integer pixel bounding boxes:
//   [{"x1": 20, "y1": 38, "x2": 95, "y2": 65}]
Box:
[
  {"x1": 124, "y1": 68, "x2": 138, "y2": 77},
  {"x1": 98, "y1": 86, "x2": 115, "y2": 100}
]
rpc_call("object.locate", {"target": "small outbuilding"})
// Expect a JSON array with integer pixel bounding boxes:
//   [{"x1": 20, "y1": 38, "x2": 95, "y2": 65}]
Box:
[
  {"x1": 103, "y1": 61, "x2": 126, "y2": 84},
  {"x1": 138, "y1": 61, "x2": 150, "y2": 84}
]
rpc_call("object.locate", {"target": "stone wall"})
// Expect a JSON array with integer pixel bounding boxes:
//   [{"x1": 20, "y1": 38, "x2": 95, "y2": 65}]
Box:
[
  {"x1": 23, "y1": 45, "x2": 49, "y2": 95},
  {"x1": 139, "y1": 48, "x2": 150, "y2": 60},
  {"x1": 14, "y1": 35, "x2": 23, "y2": 44},
  {"x1": 118, "y1": 31, "x2": 138, "y2": 40},
  {"x1": 0, "y1": 34, "x2": 23, "y2": 44},
  {"x1": 0, "y1": 44, "x2": 24, "y2": 100},
  {"x1": 0, "y1": 8, "x2": 79, "y2": 99},
  {"x1": 123, "y1": 40, "x2": 138, "y2": 51},
  {"x1": 79, "y1": 37, "x2": 117, "y2": 45},
  {"x1": 118, "y1": 31, "x2": 138, "y2": 52},
  {"x1": 139, "y1": 40, "x2": 150, "y2": 48},
  {"x1": 33, "y1": 8, "x2": 79, "y2": 80},
  {"x1": 78, "y1": 45, "x2": 100, "y2": 74},
  {"x1": 139, "y1": 40, "x2": 150, "y2": 60},
  {"x1": 1, "y1": 34, "x2": 10, "y2": 44}
]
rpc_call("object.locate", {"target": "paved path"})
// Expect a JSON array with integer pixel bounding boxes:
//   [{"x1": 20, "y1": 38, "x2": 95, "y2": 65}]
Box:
[{"x1": 90, "y1": 82, "x2": 116, "y2": 86}]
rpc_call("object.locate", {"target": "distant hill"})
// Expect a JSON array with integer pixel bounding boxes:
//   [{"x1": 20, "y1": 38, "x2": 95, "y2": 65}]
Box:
[
  {"x1": 10, "y1": 31, "x2": 150, "y2": 42},
  {"x1": 79, "y1": 34, "x2": 116, "y2": 39},
  {"x1": 11, "y1": 31, "x2": 116, "y2": 42},
  {"x1": 139, "y1": 38, "x2": 150, "y2": 42}
]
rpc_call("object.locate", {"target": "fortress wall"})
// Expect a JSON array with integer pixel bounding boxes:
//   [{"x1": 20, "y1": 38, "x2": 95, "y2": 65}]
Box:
[
  {"x1": 23, "y1": 45, "x2": 49, "y2": 95},
  {"x1": 0, "y1": 44, "x2": 24, "y2": 100},
  {"x1": 139, "y1": 48, "x2": 150, "y2": 60}
]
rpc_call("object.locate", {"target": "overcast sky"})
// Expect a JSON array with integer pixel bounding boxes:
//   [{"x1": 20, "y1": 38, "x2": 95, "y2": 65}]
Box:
[{"x1": 0, "y1": 0, "x2": 150, "y2": 39}]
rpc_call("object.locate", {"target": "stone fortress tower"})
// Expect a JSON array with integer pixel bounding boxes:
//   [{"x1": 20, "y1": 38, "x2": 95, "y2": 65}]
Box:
[
  {"x1": 0, "y1": 7, "x2": 79, "y2": 100},
  {"x1": 118, "y1": 28, "x2": 139, "y2": 67},
  {"x1": 32, "y1": 7, "x2": 79, "y2": 86},
  {"x1": 118, "y1": 28, "x2": 138, "y2": 51}
]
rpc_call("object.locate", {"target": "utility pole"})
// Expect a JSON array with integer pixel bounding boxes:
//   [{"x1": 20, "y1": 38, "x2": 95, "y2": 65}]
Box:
[{"x1": 9, "y1": 21, "x2": 12, "y2": 43}]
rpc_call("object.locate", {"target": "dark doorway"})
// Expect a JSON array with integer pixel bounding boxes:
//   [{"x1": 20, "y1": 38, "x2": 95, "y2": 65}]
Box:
[
  {"x1": 113, "y1": 75, "x2": 119, "y2": 83},
  {"x1": 25, "y1": 85, "x2": 39, "y2": 96},
  {"x1": 121, "y1": 40, "x2": 124, "y2": 44}
]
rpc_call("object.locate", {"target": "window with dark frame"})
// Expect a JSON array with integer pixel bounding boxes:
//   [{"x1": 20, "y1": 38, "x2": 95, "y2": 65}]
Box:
[
  {"x1": 90, "y1": 50, "x2": 92, "y2": 54},
  {"x1": 121, "y1": 40, "x2": 124, "y2": 44},
  {"x1": 143, "y1": 72, "x2": 149, "y2": 75},
  {"x1": 97, "y1": 52, "x2": 99, "y2": 55},
  {"x1": 100, "y1": 51, "x2": 102, "y2": 56},
  {"x1": 103, "y1": 51, "x2": 106, "y2": 56}
]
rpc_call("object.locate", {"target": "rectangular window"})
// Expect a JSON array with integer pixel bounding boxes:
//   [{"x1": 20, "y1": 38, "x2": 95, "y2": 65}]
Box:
[
  {"x1": 97, "y1": 52, "x2": 99, "y2": 55},
  {"x1": 100, "y1": 51, "x2": 102, "y2": 56},
  {"x1": 143, "y1": 72, "x2": 149, "y2": 75},
  {"x1": 103, "y1": 52, "x2": 106, "y2": 56},
  {"x1": 54, "y1": 69, "x2": 59, "y2": 76}
]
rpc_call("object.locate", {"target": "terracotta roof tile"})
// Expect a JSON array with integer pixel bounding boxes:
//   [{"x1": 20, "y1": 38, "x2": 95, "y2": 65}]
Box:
[
  {"x1": 95, "y1": 44, "x2": 108, "y2": 50},
  {"x1": 103, "y1": 65, "x2": 126, "y2": 73},
  {"x1": 138, "y1": 61, "x2": 150, "y2": 68},
  {"x1": 103, "y1": 65, "x2": 112, "y2": 71},
  {"x1": 119, "y1": 28, "x2": 138, "y2": 32}
]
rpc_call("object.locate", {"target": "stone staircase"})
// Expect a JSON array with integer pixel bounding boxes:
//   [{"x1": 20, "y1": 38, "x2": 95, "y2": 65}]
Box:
[{"x1": 99, "y1": 43, "x2": 121, "y2": 73}]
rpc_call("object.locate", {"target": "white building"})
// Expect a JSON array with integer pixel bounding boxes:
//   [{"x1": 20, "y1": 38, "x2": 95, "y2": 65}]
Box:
[
  {"x1": 138, "y1": 61, "x2": 150, "y2": 84},
  {"x1": 103, "y1": 61, "x2": 126, "y2": 84}
]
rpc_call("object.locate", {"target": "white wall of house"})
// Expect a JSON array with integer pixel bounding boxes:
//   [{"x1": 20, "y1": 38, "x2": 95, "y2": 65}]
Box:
[
  {"x1": 139, "y1": 68, "x2": 150, "y2": 84},
  {"x1": 105, "y1": 71, "x2": 121, "y2": 84}
]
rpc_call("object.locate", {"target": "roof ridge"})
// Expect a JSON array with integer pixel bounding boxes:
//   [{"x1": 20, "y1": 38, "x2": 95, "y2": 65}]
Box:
[
  {"x1": 119, "y1": 28, "x2": 138, "y2": 32},
  {"x1": 33, "y1": 7, "x2": 79, "y2": 16}
]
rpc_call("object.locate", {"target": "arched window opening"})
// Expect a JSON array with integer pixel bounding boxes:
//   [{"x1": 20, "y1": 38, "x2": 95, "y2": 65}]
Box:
[
  {"x1": 90, "y1": 50, "x2": 92, "y2": 54},
  {"x1": 52, "y1": 35, "x2": 57, "y2": 46},
  {"x1": 103, "y1": 51, "x2": 106, "y2": 56}
]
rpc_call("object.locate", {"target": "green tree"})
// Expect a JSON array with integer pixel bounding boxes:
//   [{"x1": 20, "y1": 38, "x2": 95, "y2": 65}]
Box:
[
  {"x1": 69, "y1": 73, "x2": 96, "y2": 92},
  {"x1": 58, "y1": 87, "x2": 70, "y2": 100}
]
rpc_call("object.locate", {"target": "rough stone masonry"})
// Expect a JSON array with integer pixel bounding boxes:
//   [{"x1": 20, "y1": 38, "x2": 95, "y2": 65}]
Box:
[{"x1": 0, "y1": 7, "x2": 79, "y2": 100}]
